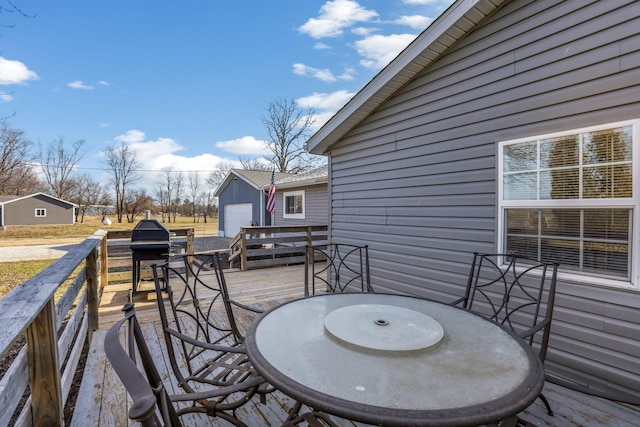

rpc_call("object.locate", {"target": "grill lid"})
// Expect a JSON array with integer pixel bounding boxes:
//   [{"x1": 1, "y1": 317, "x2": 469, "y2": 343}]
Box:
[{"x1": 131, "y1": 218, "x2": 170, "y2": 242}]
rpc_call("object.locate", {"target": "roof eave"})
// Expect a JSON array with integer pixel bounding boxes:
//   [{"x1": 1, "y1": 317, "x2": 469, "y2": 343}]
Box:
[{"x1": 307, "y1": 0, "x2": 507, "y2": 155}]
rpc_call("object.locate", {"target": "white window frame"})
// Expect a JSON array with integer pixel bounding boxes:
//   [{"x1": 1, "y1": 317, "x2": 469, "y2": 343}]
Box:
[
  {"x1": 283, "y1": 190, "x2": 305, "y2": 219},
  {"x1": 35, "y1": 208, "x2": 47, "y2": 217},
  {"x1": 497, "y1": 119, "x2": 640, "y2": 290}
]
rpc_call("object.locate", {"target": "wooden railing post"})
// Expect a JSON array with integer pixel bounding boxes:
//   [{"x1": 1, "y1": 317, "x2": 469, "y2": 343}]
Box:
[
  {"x1": 240, "y1": 228, "x2": 248, "y2": 271},
  {"x1": 86, "y1": 247, "x2": 99, "y2": 341},
  {"x1": 185, "y1": 228, "x2": 194, "y2": 255},
  {"x1": 27, "y1": 297, "x2": 64, "y2": 427},
  {"x1": 100, "y1": 233, "x2": 109, "y2": 291}
]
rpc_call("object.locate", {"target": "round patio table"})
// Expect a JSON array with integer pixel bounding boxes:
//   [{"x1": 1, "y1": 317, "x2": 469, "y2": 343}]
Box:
[{"x1": 245, "y1": 293, "x2": 544, "y2": 426}]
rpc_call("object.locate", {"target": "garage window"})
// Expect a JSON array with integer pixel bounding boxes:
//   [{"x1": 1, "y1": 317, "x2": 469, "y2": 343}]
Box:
[
  {"x1": 283, "y1": 190, "x2": 305, "y2": 219},
  {"x1": 35, "y1": 208, "x2": 47, "y2": 217}
]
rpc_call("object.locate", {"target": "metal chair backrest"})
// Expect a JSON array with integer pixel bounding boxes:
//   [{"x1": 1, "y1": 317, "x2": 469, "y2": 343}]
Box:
[
  {"x1": 305, "y1": 244, "x2": 373, "y2": 296},
  {"x1": 458, "y1": 252, "x2": 559, "y2": 362},
  {"x1": 104, "y1": 303, "x2": 182, "y2": 427},
  {"x1": 149, "y1": 252, "x2": 267, "y2": 424}
]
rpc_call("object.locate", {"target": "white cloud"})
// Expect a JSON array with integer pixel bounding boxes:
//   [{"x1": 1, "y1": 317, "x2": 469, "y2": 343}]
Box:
[
  {"x1": 394, "y1": 15, "x2": 434, "y2": 30},
  {"x1": 293, "y1": 63, "x2": 337, "y2": 83},
  {"x1": 99, "y1": 122, "x2": 111, "y2": 128},
  {"x1": 115, "y1": 129, "x2": 146, "y2": 144},
  {"x1": 215, "y1": 136, "x2": 270, "y2": 156},
  {"x1": 297, "y1": 90, "x2": 355, "y2": 111},
  {"x1": 352, "y1": 26, "x2": 378, "y2": 37},
  {"x1": 68, "y1": 80, "x2": 94, "y2": 90},
  {"x1": 99, "y1": 80, "x2": 109, "y2": 86},
  {"x1": 337, "y1": 68, "x2": 355, "y2": 81},
  {"x1": 0, "y1": 91, "x2": 13, "y2": 102},
  {"x1": 0, "y1": 57, "x2": 38, "y2": 85},
  {"x1": 296, "y1": 90, "x2": 356, "y2": 130},
  {"x1": 314, "y1": 42, "x2": 331, "y2": 50},
  {"x1": 299, "y1": 0, "x2": 378, "y2": 39},
  {"x1": 130, "y1": 137, "x2": 185, "y2": 160},
  {"x1": 355, "y1": 33, "x2": 417, "y2": 69}
]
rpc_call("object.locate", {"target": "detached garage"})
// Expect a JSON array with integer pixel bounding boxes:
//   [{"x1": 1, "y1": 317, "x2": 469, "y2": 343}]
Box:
[{"x1": 214, "y1": 169, "x2": 292, "y2": 238}]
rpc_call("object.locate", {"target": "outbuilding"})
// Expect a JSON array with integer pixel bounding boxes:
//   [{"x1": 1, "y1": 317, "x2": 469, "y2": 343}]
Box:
[
  {"x1": 0, "y1": 193, "x2": 77, "y2": 227},
  {"x1": 214, "y1": 169, "x2": 292, "y2": 237}
]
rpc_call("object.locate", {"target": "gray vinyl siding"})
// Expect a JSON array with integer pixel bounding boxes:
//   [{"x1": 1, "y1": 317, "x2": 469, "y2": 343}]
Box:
[
  {"x1": 274, "y1": 184, "x2": 328, "y2": 227},
  {"x1": 2, "y1": 194, "x2": 74, "y2": 226},
  {"x1": 326, "y1": 0, "x2": 640, "y2": 400}
]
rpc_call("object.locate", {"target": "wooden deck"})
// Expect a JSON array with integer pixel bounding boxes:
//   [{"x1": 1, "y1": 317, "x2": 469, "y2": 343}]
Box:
[{"x1": 73, "y1": 264, "x2": 639, "y2": 426}]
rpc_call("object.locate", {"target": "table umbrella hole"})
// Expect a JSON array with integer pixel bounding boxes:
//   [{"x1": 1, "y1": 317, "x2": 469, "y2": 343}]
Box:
[{"x1": 375, "y1": 319, "x2": 389, "y2": 326}]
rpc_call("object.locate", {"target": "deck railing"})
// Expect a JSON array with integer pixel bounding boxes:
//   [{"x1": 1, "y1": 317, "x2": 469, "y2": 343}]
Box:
[
  {"x1": 229, "y1": 225, "x2": 328, "y2": 270},
  {"x1": 0, "y1": 230, "x2": 108, "y2": 426},
  {"x1": 0, "y1": 226, "x2": 195, "y2": 426}
]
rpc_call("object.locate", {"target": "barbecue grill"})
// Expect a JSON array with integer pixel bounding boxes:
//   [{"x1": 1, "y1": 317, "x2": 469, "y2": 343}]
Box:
[{"x1": 130, "y1": 215, "x2": 170, "y2": 295}]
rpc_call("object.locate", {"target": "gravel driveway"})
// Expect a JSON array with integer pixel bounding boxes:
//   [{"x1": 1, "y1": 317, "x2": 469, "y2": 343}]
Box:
[{"x1": 0, "y1": 236, "x2": 232, "y2": 262}]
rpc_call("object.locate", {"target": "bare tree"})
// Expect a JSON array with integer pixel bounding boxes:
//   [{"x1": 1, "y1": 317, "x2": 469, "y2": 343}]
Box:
[
  {"x1": 187, "y1": 172, "x2": 200, "y2": 222},
  {"x1": 124, "y1": 188, "x2": 153, "y2": 223},
  {"x1": 262, "y1": 98, "x2": 316, "y2": 173},
  {"x1": 157, "y1": 168, "x2": 184, "y2": 223},
  {"x1": 0, "y1": 121, "x2": 41, "y2": 195},
  {"x1": 105, "y1": 144, "x2": 139, "y2": 223},
  {"x1": 207, "y1": 161, "x2": 234, "y2": 191},
  {"x1": 39, "y1": 138, "x2": 85, "y2": 199},
  {"x1": 69, "y1": 173, "x2": 106, "y2": 223},
  {"x1": 238, "y1": 155, "x2": 271, "y2": 171},
  {"x1": 171, "y1": 171, "x2": 184, "y2": 222}
]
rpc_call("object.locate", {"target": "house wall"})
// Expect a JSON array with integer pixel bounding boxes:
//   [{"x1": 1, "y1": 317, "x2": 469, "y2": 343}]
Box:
[
  {"x1": 326, "y1": 0, "x2": 640, "y2": 400},
  {"x1": 2, "y1": 194, "x2": 75, "y2": 226},
  {"x1": 274, "y1": 184, "x2": 328, "y2": 226},
  {"x1": 217, "y1": 178, "x2": 264, "y2": 235}
]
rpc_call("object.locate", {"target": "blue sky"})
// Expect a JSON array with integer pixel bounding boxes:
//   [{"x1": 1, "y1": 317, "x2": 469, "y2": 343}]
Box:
[{"x1": 1, "y1": 0, "x2": 454, "y2": 182}]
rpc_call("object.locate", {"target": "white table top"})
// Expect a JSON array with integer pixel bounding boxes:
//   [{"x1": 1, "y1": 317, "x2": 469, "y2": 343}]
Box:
[{"x1": 245, "y1": 293, "x2": 544, "y2": 426}]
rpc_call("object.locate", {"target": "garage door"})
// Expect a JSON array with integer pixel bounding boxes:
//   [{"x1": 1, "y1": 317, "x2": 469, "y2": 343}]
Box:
[{"x1": 224, "y1": 203, "x2": 253, "y2": 237}]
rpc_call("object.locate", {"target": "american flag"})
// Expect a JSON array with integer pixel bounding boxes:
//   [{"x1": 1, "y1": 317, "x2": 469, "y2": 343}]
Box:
[{"x1": 267, "y1": 170, "x2": 276, "y2": 217}]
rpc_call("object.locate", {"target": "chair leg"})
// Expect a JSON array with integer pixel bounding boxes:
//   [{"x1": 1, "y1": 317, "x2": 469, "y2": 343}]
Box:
[{"x1": 539, "y1": 392, "x2": 553, "y2": 416}]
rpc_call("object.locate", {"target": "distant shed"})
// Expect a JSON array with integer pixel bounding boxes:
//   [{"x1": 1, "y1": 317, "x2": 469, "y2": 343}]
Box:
[{"x1": 0, "y1": 193, "x2": 77, "y2": 226}]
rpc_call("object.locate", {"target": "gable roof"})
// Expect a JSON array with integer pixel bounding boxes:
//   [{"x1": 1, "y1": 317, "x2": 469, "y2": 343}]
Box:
[
  {"x1": 306, "y1": 0, "x2": 507, "y2": 155},
  {"x1": 0, "y1": 192, "x2": 77, "y2": 207},
  {"x1": 214, "y1": 169, "x2": 293, "y2": 197},
  {"x1": 270, "y1": 165, "x2": 328, "y2": 190}
]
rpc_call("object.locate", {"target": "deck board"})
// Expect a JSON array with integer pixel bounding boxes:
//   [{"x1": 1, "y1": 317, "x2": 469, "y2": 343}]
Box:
[{"x1": 77, "y1": 264, "x2": 638, "y2": 426}]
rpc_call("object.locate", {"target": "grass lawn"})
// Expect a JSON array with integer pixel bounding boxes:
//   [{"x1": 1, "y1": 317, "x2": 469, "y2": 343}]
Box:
[{"x1": 0, "y1": 215, "x2": 219, "y2": 298}]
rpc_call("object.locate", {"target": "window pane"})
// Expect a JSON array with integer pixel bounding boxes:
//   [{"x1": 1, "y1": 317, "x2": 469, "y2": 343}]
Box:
[
  {"x1": 583, "y1": 165, "x2": 632, "y2": 198},
  {"x1": 583, "y1": 126, "x2": 632, "y2": 164},
  {"x1": 294, "y1": 195, "x2": 303, "y2": 213},
  {"x1": 285, "y1": 196, "x2": 295, "y2": 214},
  {"x1": 504, "y1": 142, "x2": 537, "y2": 172},
  {"x1": 540, "y1": 169, "x2": 579, "y2": 199},
  {"x1": 504, "y1": 208, "x2": 630, "y2": 278},
  {"x1": 541, "y1": 135, "x2": 579, "y2": 168},
  {"x1": 541, "y1": 209, "x2": 580, "y2": 237},
  {"x1": 583, "y1": 241, "x2": 628, "y2": 277},
  {"x1": 583, "y1": 209, "x2": 629, "y2": 239},
  {"x1": 504, "y1": 172, "x2": 537, "y2": 200}
]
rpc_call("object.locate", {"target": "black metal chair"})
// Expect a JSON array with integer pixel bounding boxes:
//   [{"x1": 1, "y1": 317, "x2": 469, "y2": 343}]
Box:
[
  {"x1": 452, "y1": 252, "x2": 559, "y2": 417},
  {"x1": 304, "y1": 243, "x2": 373, "y2": 296},
  {"x1": 105, "y1": 303, "x2": 265, "y2": 426},
  {"x1": 149, "y1": 251, "x2": 269, "y2": 426}
]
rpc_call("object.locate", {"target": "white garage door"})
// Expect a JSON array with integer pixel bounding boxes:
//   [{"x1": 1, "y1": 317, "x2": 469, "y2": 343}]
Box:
[{"x1": 224, "y1": 203, "x2": 253, "y2": 237}]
